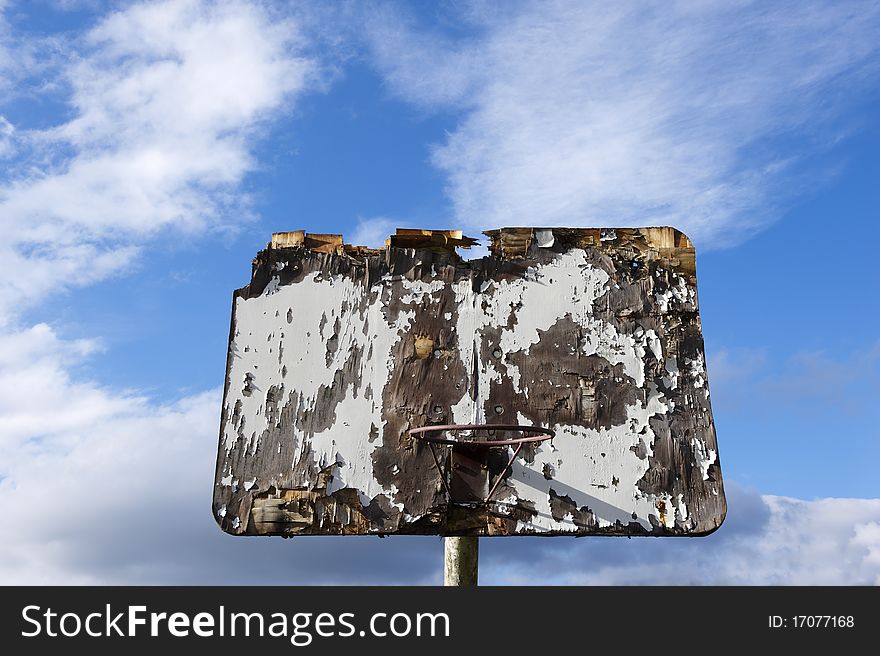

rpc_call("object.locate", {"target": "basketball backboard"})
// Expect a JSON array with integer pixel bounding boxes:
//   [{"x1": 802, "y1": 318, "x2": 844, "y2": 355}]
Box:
[{"x1": 213, "y1": 227, "x2": 725, "y2": 536}]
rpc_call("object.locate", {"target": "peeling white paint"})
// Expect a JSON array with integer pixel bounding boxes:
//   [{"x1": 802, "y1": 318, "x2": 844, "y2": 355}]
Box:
[
  {"x1": 397, "y1": 278, "x2": 446, "y2": 305},
  {"x1": 646, "y1": 329, "x2": 662, "y2": 362},
  {"x1": 691, "y1": 438, "x2": 717, "y2": 480},
  {"x1": 686, "y1": 353, "x2": 706, "y2": 389},
  {"x1": 450, "y1": 249, "x2": 647, "y2": 414},
  {"x1": 508, "y1": 381, "x2": 671, "y2": 533},
  {"x1": 655, "y1": 274, "x2": 696, "y2": 313},
  {"x1": 676, "y1": 493, "x2": 688, "y2": 522},
  {"x1": 222, "y1": 268, "x2": 446, "y2": 507}
]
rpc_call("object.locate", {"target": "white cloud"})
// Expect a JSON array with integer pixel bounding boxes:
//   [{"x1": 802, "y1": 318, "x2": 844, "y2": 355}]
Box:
[
  {"x1": 0, "y1": 114, "x2": 13, "y2": 157},
  {"x1": 853, "y1": 522, "x2": 880, "y2": 581},
  {"x1": 0, "y1": 0, "x2": 318, "y2": 315},
  {"x1": 366, "y1": 1, "x2": 880, "y2": 248},
  {"x1": 349, "y1": 216, "x2": 400, "y2": 248},
  {"x1": 481, "y1": 483, "x2": 880, "y2": 585},
  {"x1": 0, "y1": 324, "x2": 115, "y2": 452}
]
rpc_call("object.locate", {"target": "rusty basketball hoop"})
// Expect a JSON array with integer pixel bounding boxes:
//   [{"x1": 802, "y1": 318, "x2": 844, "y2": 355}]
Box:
[{"x1": 409, "y1": 424, "x2": 555, "y2": 505}]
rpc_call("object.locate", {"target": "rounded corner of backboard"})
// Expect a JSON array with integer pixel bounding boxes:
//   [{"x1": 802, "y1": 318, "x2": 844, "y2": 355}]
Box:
[
  {"x1": 667, "y1": 225, "x2": 697, "y2": 252},
  {"x1": 693, "y1": 501, "x2": 728, "y2": 537},
  {"x1": 210, "y1": 497, "x2": 242, "y2": 536}
]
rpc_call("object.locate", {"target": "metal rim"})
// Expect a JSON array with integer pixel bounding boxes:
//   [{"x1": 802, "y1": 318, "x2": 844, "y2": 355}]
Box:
[
  {"x1": 409, "y1": 423, "x2": 554, "y2": 447},
  {"x1": 409, "y1": 423, "x2": 555, "y2": 504}
]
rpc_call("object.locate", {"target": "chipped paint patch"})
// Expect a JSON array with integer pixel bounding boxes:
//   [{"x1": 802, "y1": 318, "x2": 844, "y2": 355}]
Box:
[
  {"x1": 686, "y1": 353, "x2": 706, "y2": 389},
  {"x1": 691, "y1": 438, "x2": 717, "y2": 481}
]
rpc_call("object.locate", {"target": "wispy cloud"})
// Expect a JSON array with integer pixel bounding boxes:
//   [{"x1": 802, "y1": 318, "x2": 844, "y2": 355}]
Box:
[
  {"x1": 0, "y1": 0, "x2": 318, "y2": 315},
  {"x1": 366, "y1": 1, "x2": 880, "y2": 248},
  {"x1": 707, "y1": 342, "x2": 880, "y2": 417},
  {"x1": 349, "y1": 216, "x2": 401, "y2": 248},
  {"x1": 0, "y1": 115, "x2": 14, "y2": 157}
]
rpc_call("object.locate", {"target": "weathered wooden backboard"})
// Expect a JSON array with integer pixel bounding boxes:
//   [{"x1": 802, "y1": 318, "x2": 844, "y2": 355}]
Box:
[{"x1": 213, "y1": 227, "x2": 725, "y2": 537}]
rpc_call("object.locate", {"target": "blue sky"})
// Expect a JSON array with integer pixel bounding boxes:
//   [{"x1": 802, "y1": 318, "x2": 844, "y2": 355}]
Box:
[{"x1": 0, "y1": 0, "x2": 879, "y2": 584}]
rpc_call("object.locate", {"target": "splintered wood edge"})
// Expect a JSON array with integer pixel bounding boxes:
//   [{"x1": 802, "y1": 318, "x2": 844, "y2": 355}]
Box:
[
  {"x1": 270, "y1": 227, "x2": 478, "y2": 255},
  {"x1": 481, "y1": 227, "x2": 696, "y2": 279},
  {"x1": 270, "y1": 226, "x2": 693, "y2": 263}
]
